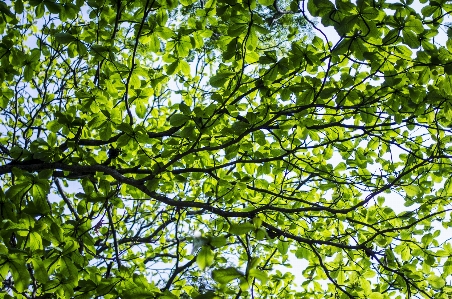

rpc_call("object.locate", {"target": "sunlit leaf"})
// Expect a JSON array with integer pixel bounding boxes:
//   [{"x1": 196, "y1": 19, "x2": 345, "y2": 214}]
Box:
[
  {"x1": 211, "y1": 267, "x2": 243, "y2": 284},
  {"x1": 197, "y1": 246, "x2": 214, "y2": 270}
]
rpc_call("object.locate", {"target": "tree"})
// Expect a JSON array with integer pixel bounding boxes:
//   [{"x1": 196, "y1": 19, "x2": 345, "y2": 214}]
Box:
[{"x1": 0, "y1": 0, "x2": 451, "y2": 297}]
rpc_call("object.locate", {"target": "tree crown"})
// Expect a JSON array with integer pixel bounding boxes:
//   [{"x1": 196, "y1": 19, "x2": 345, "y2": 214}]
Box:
[{"x1": 0, "y1": 0, "x2": 451, "y2": 298}]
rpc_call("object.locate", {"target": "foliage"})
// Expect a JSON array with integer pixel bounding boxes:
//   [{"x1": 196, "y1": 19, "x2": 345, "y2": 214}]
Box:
[{"x1": 0, "y1": 0, "x2": 452, "y2": 298}]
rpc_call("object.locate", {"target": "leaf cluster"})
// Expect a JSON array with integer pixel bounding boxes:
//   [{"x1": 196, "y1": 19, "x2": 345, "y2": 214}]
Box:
[{"x1": 0, "y1": 0, "x2": 451, "y2": 298}]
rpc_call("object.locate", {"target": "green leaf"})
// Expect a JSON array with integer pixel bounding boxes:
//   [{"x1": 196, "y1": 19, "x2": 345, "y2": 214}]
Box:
[
  {"x1": 28, "y1": 231, "x2": 43, "y2": 250},
  {"x1": 169, "y1": 113, "x2": 189, "y2": 126},
  {"x1": 148, "y1": 34, "x2": 161, "y2": 52},
  {"x1": 6, "y1": 182, "x2": 31, "y2": 201},
  {"x1": 257, "y1": 0, "x2": 274, "y2": 6},
  {"x1": 406, "y1": 18, "x2": 424, "y2": 34},
  {"x1": 44, "y1": 1, "x2": 61, "y2": 13},
  {"x1": 307, "y1": 0, "x2": 334, "y2": 17},
  {"x1": 248, "y1": 268, "x2": 268, "y2": 283},
  {"x1": 277, "y1": 240, "x2": 289, "y2": 255},
  {"x1": 0, "y1": 2, "x2": 15, "y2": 19},
  {"x1": 163, "y1": 0, "x2": 178, "y2": 9},
  {"x1": 211, "y1": 267, "x2": 243, "y2": 284},
  {"x1": 155, "y1": 27, "x2": 173, "y2": 39},
  {"x1": 229, "y1": 223, "x2": 255, "y2": 235},
  {"x1": 54, "y1": 32, "x2": 76, "y2": 44},
  {"x1": 14, "y1": 0, "x2": 24, "y2": 14},
  {"x1": 9, "y1": 257, "x2": 30, "y2": 292},
  {"x1": 35, "y1": 3, "x2": 44, "y2": 18},
  {"x1": 165, "y1": 61, "x2": 179, "y2": 75},
  {"x1": 99, "y1": 122, "x2": 112, "y2": 141},
  {"x1": 227, "y1": 24, "x2": 247, "y2": 37},
  {"x1": 403, "y1": 29, "x2": 420, "y2": 49},
  {"x1": 402, "y1": 185, "x2": 420, "y2": 197},
  {"x1": 197, "y1": 246, "x2": 214, "y2": 270},
  {"x1": 427, "y1": 275, "x2": 445, "y2": 289},
  {"x1": 136, "y1": 100, "x2": 147, "y2": 119},
  {"x1": 361, "y1": 7, "x2": 379, "y2": 20},
  {"x1": 32, "y1": 180, "x2": 49, "y2": 202},
  {"x1": 295, "y1": 247, "x2": 312, "y2": 259},
  {"x1": 23, "y1": 64, "x2": 33, "y2": 81},
  {"x1": 401, "y1": 245, "x2": 411, "y2": 261},
  {"x1": 60, "y1": 256, "x2": 79, "y2": 282},
  {"x1": 337, "y1": 270, "x2": 345, "y2": 284},
  {"x1": 369, "y1": 292, "x2": 384, "y2": 299},
  {"x1": 179, "y1": 60, "x2": 191, "y2": 76},
  {"x1": 156, "y1": 9, "x2": 168, "y2": 26},
  {"x1": 179, "y1": 102, "x2": 191, "y2": 115},
  {"x1": 0, "y1": 262, "x2": 9, "y2": 281},
  {"x1": 209, "y1": 236, "x2": 227, "y2": 248},
  {"x1": 382, "y1": 29, "x2": 400, "y2": 45},
  {"x1": 31, "y1": 258, "x2": 49, "y2": 283},
  {"x1": 209, "y1": 72, "x2": 235, "y2": 88}
]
